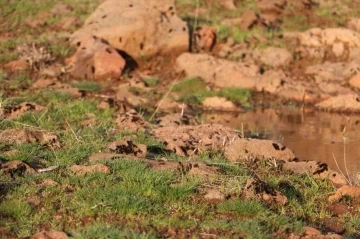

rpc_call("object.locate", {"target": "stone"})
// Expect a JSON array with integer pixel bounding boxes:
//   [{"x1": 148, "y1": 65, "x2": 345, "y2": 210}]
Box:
[
  {"x1": 0, "y1": 129, "x2": 60, "y2": 148},
  {"x1": 255, "y1": 70, "x2": 285, "y2": 93},
  {"x1": 151, "y1": 124, "x2": 239, "y2": 157},
  {"x1": 202, "y1": 96, "x2": 238, "y2": 111},
  {"x1": 1, "y1": 160, "x2": 36, "y2": 177},
  {"x1": 155, "y1": 113, "x2": 199, "y2": 127},
  {"x1": 332, "y1": 42, "x2": 345, "y2": 57},
  {"x1": 316, "y1": 94, "x2": 360, "y2": 113},
  {"x1": 31, "y1": 230, "x2": 68, "y2": 239},
  {"x1": 203, "y1": 188, "x2": 225, "y2": 201},
  {"x1": 71, "y1": 0, "x2": 189, "y2": 58},
  {"x1": 176, "y1": 53, "x2": 259, "y2": 89},
  {"x1": 257, "y1": 47, "x2": 293, "y2": 68},
  {"x1": 305, "y1": 61, "x2": 360, "y2": 83},
  {"x1": 116, "y1": 84, "x2": 148, "y2": 106},
  {"x1": 239, "y1": 10, "x2": 258, "y2": 30},
  {"x1": 67, "y1": 35, "x2": 126, "y2": 80},
  {"x1": 292, "y1": 28, "x2": 360, "y2": 58},
  {"x1": 328, "y1": 185, "x2": 360, "y2": 203},
  {"x1": 349, "y1": 73, "x2": 360, "y2": 89},
  {"x1": 115, "y1": 109, "x2": 151, "y2": 132},
  {"x1": 224, "y1": 138, "x2": 295, "y2": 162},
  {"x1": 3, "y1": 59, "x2": 29, "y2": 71},
  {"x1": 302, "y1": 226, "x2": 321, "y2": 236},
  {"x1": 68, "y1": 164, "x2": 110, "y2": 175},
  {"x1": 193, "y1": 26, "x2": 216, "y2": 52},
  {"x1": 3, "y1": 102, "x2": 45, "y2": 119}
]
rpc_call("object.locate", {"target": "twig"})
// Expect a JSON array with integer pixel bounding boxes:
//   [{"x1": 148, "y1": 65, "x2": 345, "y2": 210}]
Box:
[
  {"x1": 149, "y1": 71, "x2": 183, "y2": 121},
  {"x1": 332, "y1": 153, "x2": 351, "y2": 185},
  {"x1": 65, "y1": 119, "x2": 82, "y2": 142},
  {"x1": 36, "y1": 165, "x2": 59, "y2": 173},
  {"x1": 342, "y1": 127, "x2": 352, "y2": 185}
]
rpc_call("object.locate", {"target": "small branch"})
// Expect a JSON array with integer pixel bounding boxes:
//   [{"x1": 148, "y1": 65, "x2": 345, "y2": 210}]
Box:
[{"x1": 149, "y1": 71, "x2": 183, "y2": 121}]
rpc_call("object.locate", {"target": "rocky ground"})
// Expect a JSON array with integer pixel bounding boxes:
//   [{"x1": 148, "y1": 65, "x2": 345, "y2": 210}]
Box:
[{"x1": 1, "y1": 0, "x2": 360, "y2": 238}]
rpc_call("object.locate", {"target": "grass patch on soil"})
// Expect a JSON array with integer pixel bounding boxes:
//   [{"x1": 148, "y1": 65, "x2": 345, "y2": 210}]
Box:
[{"x1": 172, "y1": 77, "x2": 252, "y2": 106}]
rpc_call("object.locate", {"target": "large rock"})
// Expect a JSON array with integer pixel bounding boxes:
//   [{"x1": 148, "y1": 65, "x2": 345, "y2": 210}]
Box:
[
  {"x1": 176, "y1": 53, "x2": 259, "y2": 89},
  {"x1": 67, "y1": 35, "x2": 126, "y2": 80},
  {"x1": 305, "y1": 61, "x2": 360, "y2": 83},
  {"x1": 70, "y1": 0, "x2": 189, "y2": 58},
  {"x1": 316, "y1": 94, "x2": 360, "y2": 113},
  {"x1": 290, "y1": 28, "x2": 360, "y2": 58}
]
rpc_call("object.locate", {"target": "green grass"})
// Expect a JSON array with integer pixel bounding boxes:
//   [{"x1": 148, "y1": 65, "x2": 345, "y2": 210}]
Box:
[
  {"x1": 71, "y1": 81, "x2": 102, "y2": 93},
  {"x1": 171, "y1": 77, "x2": 252, "y2": 106},
  {"x1": 71, "y1": 224, "x2": 157, "y2": 239},
  {"x1": 172, "y1": 77, "x2": 215, "y2": 104},
  {"x1": 143, "y1": 77, "x2": 160, "y2": 87},
  {"x1": 218, "y1": 87, "x2": 252, "y2": 107}
]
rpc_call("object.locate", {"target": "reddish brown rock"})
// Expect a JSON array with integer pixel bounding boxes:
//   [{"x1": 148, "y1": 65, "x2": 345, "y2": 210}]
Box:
[
  {"x1": 303, "y1": 226, "x2": 321, "y2": 236},
  {"x1": 239, "y1": 10, "x2": 258, "y2": 30},
  {"x1": 225, "y1": 138, "x2": 295, "y2": 162},
  {"x1": 70, "y1": 0, "x2": 189, "y2": 58},
  {"x1": 67, "y1": 35, "x2": 126, "y2": 81},
  {"x1": 4, "y1": 59, "x2": 29, "y2": 71},
  {"x1": 203, "y1": 188, "x2": 225, "y2": 201},
  {"x1": 193, "y1": 26, "x2": 216, "y2": 52},
  {"x1": 349, "y1": 73, "x2": 360, "y2": 89},
  {"x1": 151, "y1": 124, "x2": 239, "y2": 157},
  {"x1": 328, "y1": 185, "x2": 360, "y2": 203},
  {"x1": 116, "y1": 110, "x2": 151, "y2": 132},
  {"x1": 155, "y1": 113, "x2": 199, "y2": 127},
  {"x1": 31, "y1": 230, "x2": 68, "y2": 239},
  {"x1": 1, "y1": 160, "x2": 36, "y2": 176},
  {"x1": 316, "y1": 94, "x2": 360, "y2": 113},
  {"x1": 0, "y1": 129, "x2": 60, "y2": 148},
  {"x1": 176, "y1": 53, "x2": 258, "y2": 89},
  {"x1": 38, "y1": 179, "x2": 59, "y2": 187},
  {"x1": 32, "y1": 78, "x2": 59, "y2": 89},
  {"x1": 68, "y1": 164, "x2": 109, "y2": 175},
  {"x1": 203, "y1": 97, "x2": 238, "y2": 111},
  {"x1": 257, "y1": 47, "x2": 293, "y2": 68},
  {"x1": 3, "y1": 102, "x2": 45, "y2": 119}
]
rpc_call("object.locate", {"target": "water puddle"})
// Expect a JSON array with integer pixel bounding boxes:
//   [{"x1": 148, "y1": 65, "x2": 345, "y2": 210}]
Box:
[{"x1": 203, "y1": 108, "x2": 360, "y2": 183}]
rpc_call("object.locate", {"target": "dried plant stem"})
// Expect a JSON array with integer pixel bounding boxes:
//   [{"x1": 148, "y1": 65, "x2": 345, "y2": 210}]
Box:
[
  {"x1": 343, "y1": 136, "x2": 352, "y2": 185},
  {"x1": 332, "y1": 153, "x2": 351, "y2": 185},
  {"x1": 149, "y1": 71, "x2": 183, "y2": 121}
]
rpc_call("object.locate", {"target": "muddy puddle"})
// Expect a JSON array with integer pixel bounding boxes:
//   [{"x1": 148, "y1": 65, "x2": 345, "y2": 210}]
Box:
[{"x1": 204, "y1": 108, "x2": 360, "y2": 183}]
